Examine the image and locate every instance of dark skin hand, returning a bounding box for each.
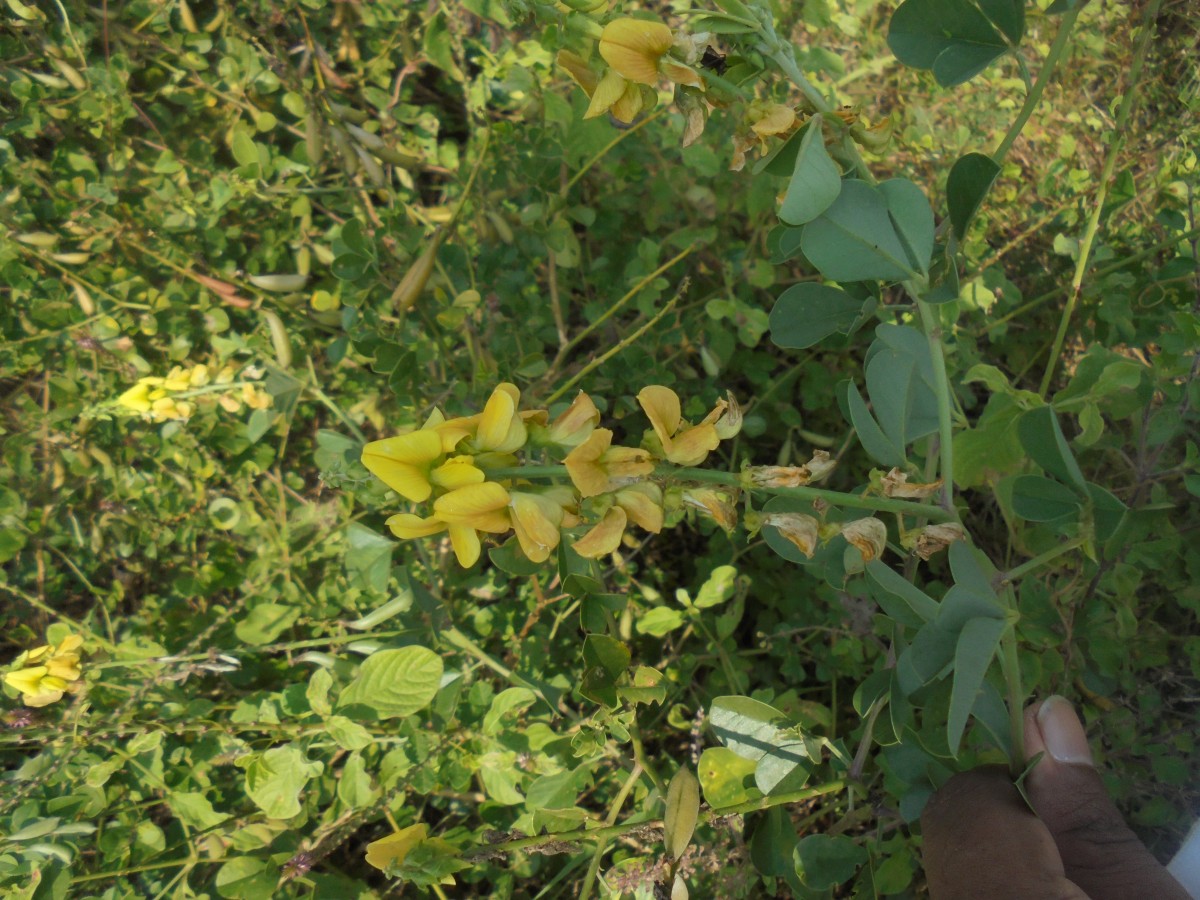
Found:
[921,696,1190,900]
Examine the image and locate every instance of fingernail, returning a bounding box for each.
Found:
[1036,695,1094,766]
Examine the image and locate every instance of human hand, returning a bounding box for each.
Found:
[921,695,1191,899]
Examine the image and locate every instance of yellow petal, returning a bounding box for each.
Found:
[448,525,482,567]
[565,429,614,498]
[476,383,527,453]
[510,493,563,563]
[44,657,81,682]
[116,383,152,412]
[434,483,511,531]
[751,103,796,137]
[615,483,663,533]
[558,49,599,97]
[430,457,485,490]
[361,431,444,502]
[662,61,703,88]
[23,687,65,707]
[54,635,83,654]
[547,392,600,447]
[585,69,628,120]
[572,507,628,558]
[764,513,819,558]
[365,824,428,872]
[637,385,682,449]
[842,517,887,562]
[666,423,719,466]
[4,666,48,695]
[682,488,737,531]
[387,513,448,539]
[610,80,644,124]
[599,18,673,85]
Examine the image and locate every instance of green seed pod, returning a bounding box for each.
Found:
[391,230,446,313]
[345,123,385,152]
[248,274,308,292]
[354,146,385,187]
[326,101,370,125]
[328,127,359,177]
[49,57,87,90]
[178,0,198,32]
[486,210,514,244]
[28,72,71,90]
[72,281,95,315]
[50,252,90,264]
[16,231,59,248]
[295,245,311,277]
[261,310,293,368]
[305,114,324,167]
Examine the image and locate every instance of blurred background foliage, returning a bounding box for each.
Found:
[1,0,1198,896]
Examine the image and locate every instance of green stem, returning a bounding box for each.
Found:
[1038,0,1160,397]
[471,780,845,857]
[578,764,643,900]
[628,720,666,797]
[564,108,669,196]
[999,598,1025,777]
[916,300,956,510]
[998,536,1084,585]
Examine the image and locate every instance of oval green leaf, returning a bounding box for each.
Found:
[337,646,444,719]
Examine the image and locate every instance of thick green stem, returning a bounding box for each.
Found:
[1038,0,1160,396]
[916,300,957,510]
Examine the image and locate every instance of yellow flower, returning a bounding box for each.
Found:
[472,383,528,454]
[584,69,647,123]
[149,397,193,421]
[638,386,738,466]
[509,488,576,563]
[841,517,887,562]
[432,482,513,567]
[362,429,445,502]
[365,823,427,872]
[564,429,654,498]
[763,513,820,558]
[4,634,84,707]
[430,456,486,491]
[681,487,738,531]
[598,18,674,85]
[116,383,153,412]
[571,482,664,559]
[544,392,600,448]
[573,507,627,558]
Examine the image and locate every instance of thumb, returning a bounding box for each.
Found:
[1023,695,1189,900]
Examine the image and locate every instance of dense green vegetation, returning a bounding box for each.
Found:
[2,0,1198,896]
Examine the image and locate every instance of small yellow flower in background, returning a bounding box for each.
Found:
[841,517,887,562]
[638,386,739,467]
[564,429,654,497]
[763,512,820,558]
[242,383,272,411]
[116,382,153,413]
[366,823,427,871]
[4,633,84,707]
[681,487,738,532]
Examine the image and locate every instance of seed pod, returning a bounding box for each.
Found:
[71,281,95,315]
[28,72,71,90]
[261,310,293,368]
[194,273,239,296]
[305,114,324,167]
[663,766,700,860]
[178,0,198,32]
[327,101,369,124]
[50,252,90,264]
[391,229,446,313]
[204,7,225,31]
[295,245,311,276]
[16,231,59,248]
[345,123,385,152]
[486,210,514,244]
[49,57,87,90]
[328,126,359,177]
[354,146,385,187]
[248,273,308,292]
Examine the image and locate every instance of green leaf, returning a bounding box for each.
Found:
[664,767,700,859]
[168,792,230,830]
[754,739,813,795]
[947,153,1001,240]
[619,666,668,706]
[779,116,842,226]
[801,180,919,282]
[888,0,1012,87]
[698,747,759,808]
[847,381,904,467]
[325,715,373,751]
[978,0,1025,43]
[580,634,630,707]
[947,617,1006,754]
[242,746,323,819]
[1011,474,1082,522]
[306,668,333,717]
[234,603,299,646]
[709,696,786,760]
[637,606,686,636]
[337,646,444,719]
[483,687,537,734]
[865,560,940,624]
[338,752,379,808]
[770,283,866,349]
[879,178,934,275]
[795,833,868,890]
[215,857,276,900]
[695,565,739,608]
[1018,401,1089,492]
[344,523,394,593]
[1086,482,1127,543]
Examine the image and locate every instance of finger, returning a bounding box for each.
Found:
[921,767,1089,900]
[1023,696,1189,900]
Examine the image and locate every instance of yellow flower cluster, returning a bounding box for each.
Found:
[361,384,741,568]
[3,634,84,707]
[115,364,271,422]
[558,17,706,124]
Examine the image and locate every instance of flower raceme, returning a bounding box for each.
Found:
[3,633,84,707]
[361,384,745,567]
